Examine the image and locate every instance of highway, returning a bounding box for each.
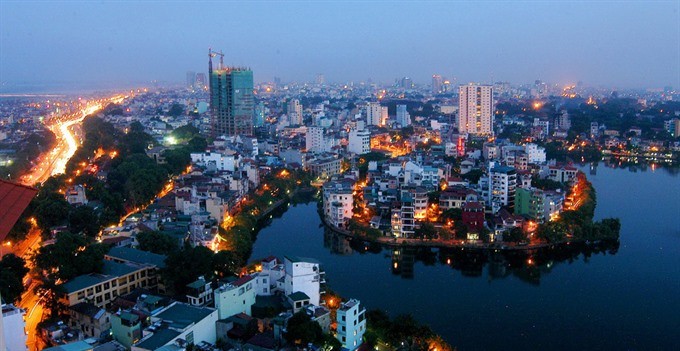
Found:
[3,93,127,350]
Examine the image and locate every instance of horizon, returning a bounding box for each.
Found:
[1,1,679,90]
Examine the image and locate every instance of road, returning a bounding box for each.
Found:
[3,93,128,350]
[19,95,126,185]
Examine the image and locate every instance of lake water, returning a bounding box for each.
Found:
[250,163,680,350]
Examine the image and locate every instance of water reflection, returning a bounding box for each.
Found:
[323,228,620,285]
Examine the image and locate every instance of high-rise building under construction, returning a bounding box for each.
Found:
[209,49,254,137]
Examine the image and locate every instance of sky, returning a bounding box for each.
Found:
[1,1,679,90]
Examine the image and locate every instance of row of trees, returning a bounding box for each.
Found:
[0,129,56,181]
[537,174,620,243]
[365,310,453,351]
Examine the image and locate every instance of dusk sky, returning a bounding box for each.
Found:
[1,1,678,89]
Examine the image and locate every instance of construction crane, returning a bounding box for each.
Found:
[208,48,224,71]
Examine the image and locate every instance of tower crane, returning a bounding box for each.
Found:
[209,48,224,70]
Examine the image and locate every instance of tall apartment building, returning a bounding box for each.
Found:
[488,165,517,214]
[288,99,303,126]
[366,102,382,126]
[322,180,354,230]
[458,84,494,136]
[284,256,325,306]
[432,74,443,94]
[209,50,254,137]
[348,129,371,155]
[396,104,411,127]
[381,106,389,126]
[306,127,325,153]
[336,299,366,351]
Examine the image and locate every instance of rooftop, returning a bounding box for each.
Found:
[107,247,167,269]
[288,291,310,302]
[154,302,215,329]
[0,179,38,241]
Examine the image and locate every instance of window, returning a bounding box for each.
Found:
[95,285,102,293]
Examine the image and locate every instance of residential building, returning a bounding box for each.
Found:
[366,102,382,126]
[548,165,578,183]
[209,51,254,138]
[515,187,564,223]
[305,305,331,334]
[283,256,325,306]
[462,201,485,232]
[458,84,494,136]
[214,276,256,319]
[111,311,142,349]
[322,180,354,230]
[348,129,370,155]
[287,99,303,126]
[66,185,88,205]
[391,193,415,238]
[396,104,411,127]
[132,302,217,351]
[68,303,111,339]
[336,299,366,351]
[555,110,571,131]
[432,74,443,94]
[307,155,342,179]
[306,127,324,153]
[439,186,478,210]
[60,260,161,308]
[1,302,26,351]
[185,276,213,307]
[524,143,546,164]
[488,165,517,214]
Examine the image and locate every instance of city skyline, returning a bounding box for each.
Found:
[1,1,679,89]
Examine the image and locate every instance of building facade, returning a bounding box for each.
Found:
[209,53,254,137]
[336,299,366,351]
[458,84,494,136]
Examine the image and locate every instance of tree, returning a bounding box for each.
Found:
[0,254,29,303]
[170,124,200,142]
[285,311,324,346]
[34,278,67,317]
[415,222,437,240]
[136,231,179,255]
[33,193,70,233]
[68,205,101,238]
[212,250,243,278]
[162,245,215,296]
[33,232,109,280]
[505,227,527,243]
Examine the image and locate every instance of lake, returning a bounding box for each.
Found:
[250,163,680,350]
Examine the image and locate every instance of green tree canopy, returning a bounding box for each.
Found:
[0,254,29,303]
[136,231,179,255]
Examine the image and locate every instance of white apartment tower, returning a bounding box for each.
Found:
[396,104,411,127]
[458,84,494,136]
[284,256,325,306]
[1,302,27,351]
[348,129,371,155]
[288,99,303,126]
[366,102,382,126]
[306,127,324,153]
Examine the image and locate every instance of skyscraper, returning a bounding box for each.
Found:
[458,84,494,136]
[432,74,443,94]
[396,105,411,127]
[209,50,254,138]
[287,99,303,126]
[186,71,196,88]
[366,102,382,126]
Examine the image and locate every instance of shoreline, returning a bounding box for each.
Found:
[319,210,615,253]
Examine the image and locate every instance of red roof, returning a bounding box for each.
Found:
[0,179,38,241]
